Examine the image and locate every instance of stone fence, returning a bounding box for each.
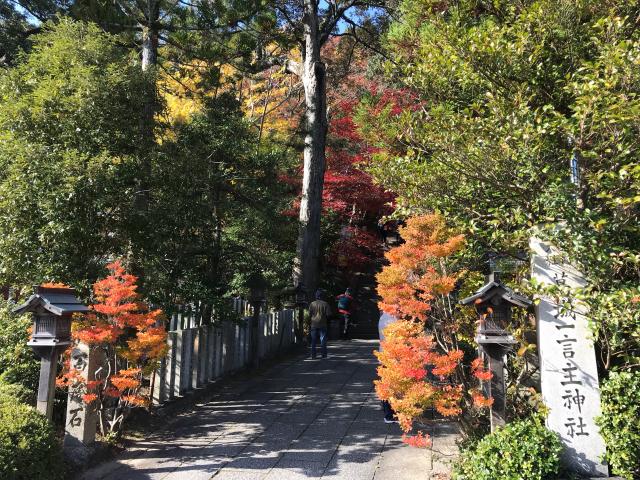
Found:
[152,299,300,405]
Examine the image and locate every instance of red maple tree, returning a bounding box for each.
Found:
[375,215,492,446]
[58,260,167,437]
[323,98,394,275]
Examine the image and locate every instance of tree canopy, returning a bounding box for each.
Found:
[0,18,297,305]
[358,0,640,371]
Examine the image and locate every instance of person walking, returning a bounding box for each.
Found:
[378,310,398,423]
[309,290,331,359]
[336,288,354,338]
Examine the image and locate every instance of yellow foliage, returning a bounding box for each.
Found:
[159,61,209,125]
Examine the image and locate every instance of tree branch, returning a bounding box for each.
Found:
[285,59,303,77]
[337,21,397,65]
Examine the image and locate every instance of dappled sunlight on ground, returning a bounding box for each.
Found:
[80,341,458,480]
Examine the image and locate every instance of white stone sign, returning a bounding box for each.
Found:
[530,237,608,477]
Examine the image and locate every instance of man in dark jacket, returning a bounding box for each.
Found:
[309,290,331,359]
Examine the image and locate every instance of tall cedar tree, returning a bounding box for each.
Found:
[266,0,391,296]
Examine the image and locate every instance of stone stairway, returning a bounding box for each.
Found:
[348,263,383,340]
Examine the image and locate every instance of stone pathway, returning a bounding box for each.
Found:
[81,340,459,480]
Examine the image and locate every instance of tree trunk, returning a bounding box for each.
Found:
[131,0,159,277]
[141,0,158,74]
[140,0,159,140]
[206,175,223,292]
[293,0,327,298]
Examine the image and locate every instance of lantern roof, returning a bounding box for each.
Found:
[246,272,268,290]
[13,286,89,316]
[460,280,532,308]
[281,282,306,294]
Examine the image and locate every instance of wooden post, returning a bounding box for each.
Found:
[484,344,510,431]
[35,347,60,420]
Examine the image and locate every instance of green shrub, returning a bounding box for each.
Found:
[453,416,563,480]
[0,379,35,405]
[0,299,39,393]
[0,397,64,479]
[597,371,640,479]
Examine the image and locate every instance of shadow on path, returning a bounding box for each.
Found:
[81,341,459,480]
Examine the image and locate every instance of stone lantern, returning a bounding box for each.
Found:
[281,282,307,344]
[248,273,268,306]
[461,272,531,431]
[384,227,402,248]
[246,273,268,368]
[13,286,88,419]
[281,282,307,309]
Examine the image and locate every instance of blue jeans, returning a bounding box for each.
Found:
[342,313,350,337]
[310,327,327,358]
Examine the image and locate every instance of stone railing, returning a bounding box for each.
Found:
[152,300,299,404]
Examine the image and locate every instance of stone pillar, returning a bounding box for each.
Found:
[234,323,241,369]
[197,326,207,386]
[243,321,249,366]
[222,321,230,374]
[63,342,101,465]
[191,328,200,390]
[206,324,215,381]
[250,310,261,369]
[181,329,193,394]
[174,330,184,397]
[295,308,300,344]
[214,326,222,378]
[152,357,166,405]
[166,332,177,401]
[531,237,608,477]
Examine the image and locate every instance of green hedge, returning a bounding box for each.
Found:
[0,394,64,480]
[0,300,39,394]
[0,380,34,405]
[597,371,640,479]
[453,416,563,480]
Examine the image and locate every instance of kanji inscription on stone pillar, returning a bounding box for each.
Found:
[63,342,100,465]
[530,237,608,477]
